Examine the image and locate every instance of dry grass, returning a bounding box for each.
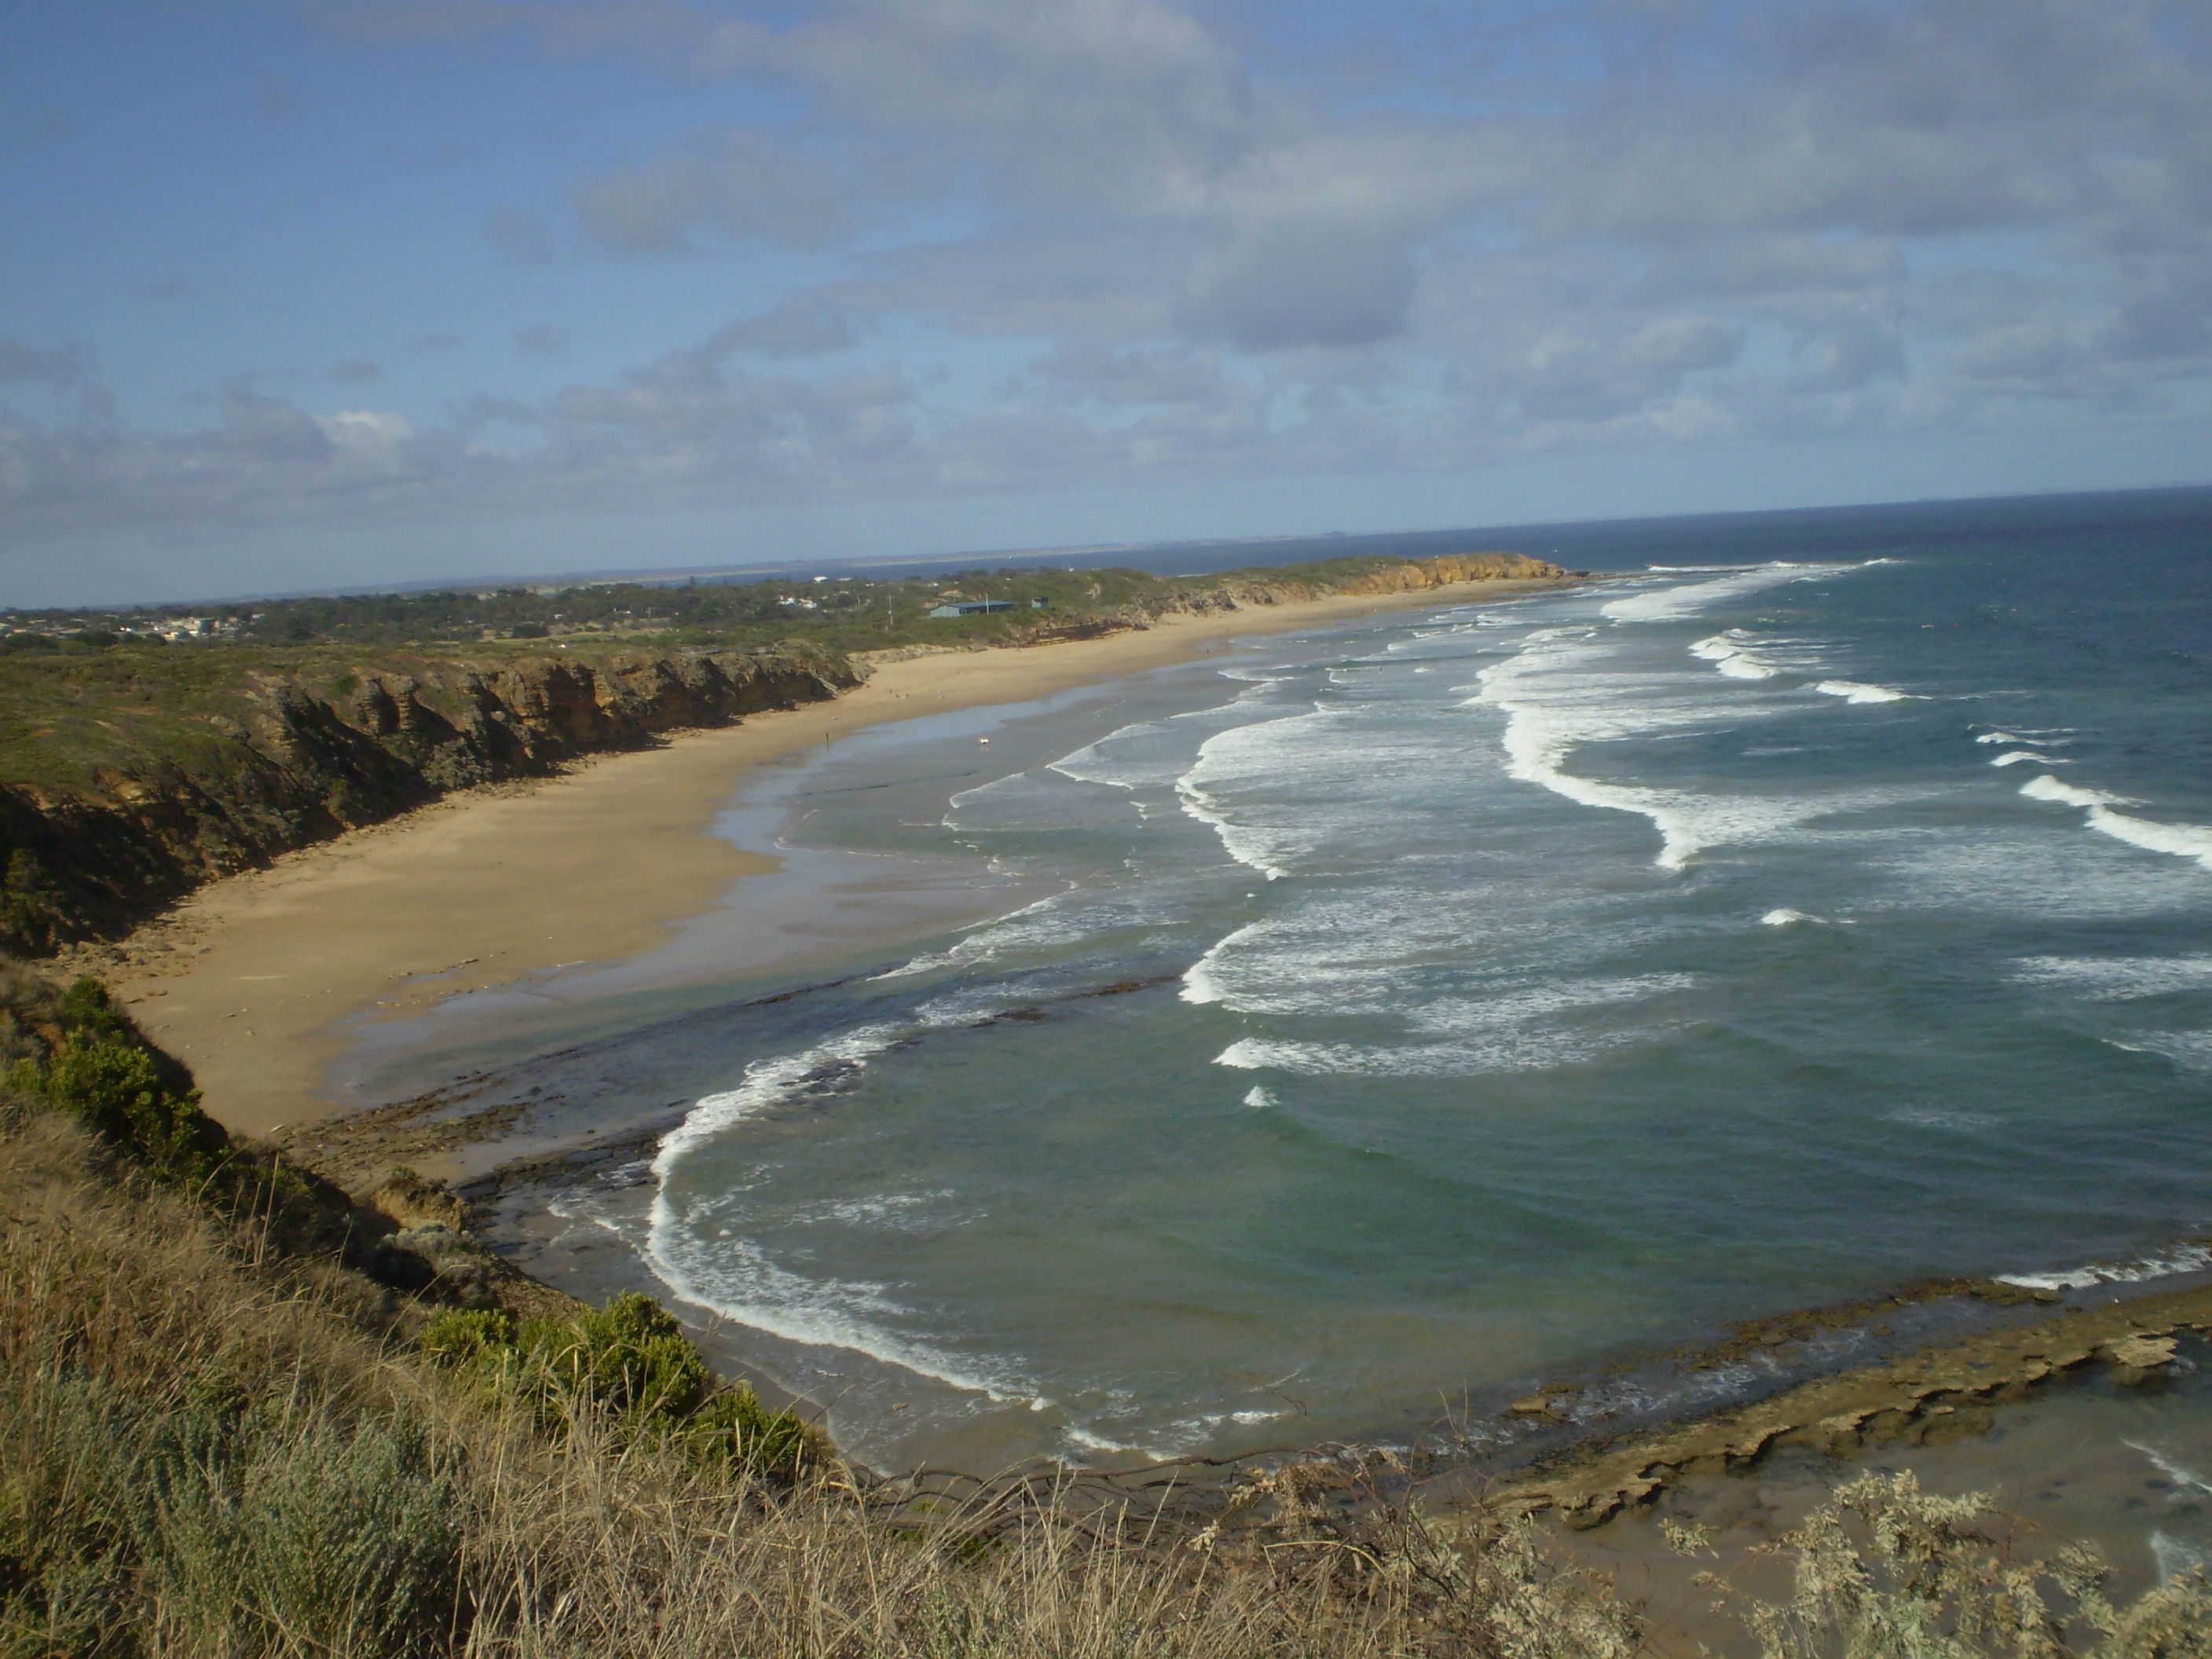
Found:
[0,1090,1644,1658]
[4,975,2210,1657]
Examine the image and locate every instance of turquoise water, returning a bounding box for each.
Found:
[460,493,2212,1471]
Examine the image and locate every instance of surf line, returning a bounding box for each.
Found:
[2019,775,2212,873]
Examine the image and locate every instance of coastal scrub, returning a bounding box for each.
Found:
[419,1296,819,1481]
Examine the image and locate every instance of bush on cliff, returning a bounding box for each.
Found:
[35,976,229,1179]
[419,1296,819,1481]
[1,1365,468,1658]
[1,967,342,1253]
[1,848,78,958]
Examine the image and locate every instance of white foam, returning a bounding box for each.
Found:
[1976,731,2023,745]
[649,1227,1037,1404]
[2020,774,2128,809]
[1152,1406,1291,1451]
[1888,1106,1999,1131]
[1183,881,1694,1027]
[1181,909,1450,1017]
[1813,679,1917,704]
[1048,723,1177,792]
[2112,1032,2212,1072]
[1998,1242,2212,1291]
[1403,975,1698,1037]
[2020,775,2212,873]
[2151,1532,2212,1589]
[1173,712,1345,881]
[940,769,1107,832]
[1602,562,1822,622]
[2082,809,2212,873]
[1472,627,1831,870]
[1760,908,1822,926]
[1242,1085,1276,1108]
[1988,749,2065,767]
[645,1020,1051,1401]
[2131,1441,2212,1498]
[1689,633,1782,679]
[1181,922,1262,1004]
[866,892,1074,981]
[789,1191,960,1232]
[1865,830,2212,921]
[1176,778,1293,880]
[652,1024,908,1173]
[1214,1028,1627,1079]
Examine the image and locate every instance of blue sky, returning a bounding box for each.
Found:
[4,0,2209,606]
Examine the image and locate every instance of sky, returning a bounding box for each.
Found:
[3,0,2210,607]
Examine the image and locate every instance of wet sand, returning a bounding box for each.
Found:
[84,579,1570,1137]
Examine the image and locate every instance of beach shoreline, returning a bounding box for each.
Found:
[77,549,2212,1548]
[75,576,1574,1138]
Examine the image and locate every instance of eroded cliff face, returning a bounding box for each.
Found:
[0,554,1571,959]
[0,646,855,956]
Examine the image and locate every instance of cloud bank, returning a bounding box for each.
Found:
[5,0,2209,552]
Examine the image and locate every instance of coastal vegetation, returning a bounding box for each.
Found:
[0,553,1563,657]
[2,956,2209,1657]
[0,552,1562,958]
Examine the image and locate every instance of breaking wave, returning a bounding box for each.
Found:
[2020,775,2212,873]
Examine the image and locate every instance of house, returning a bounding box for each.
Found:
[928,599,1015,617]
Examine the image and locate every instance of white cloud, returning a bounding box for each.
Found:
[8,0,2210,549]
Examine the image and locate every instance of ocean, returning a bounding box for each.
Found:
[385,489,2212,1478]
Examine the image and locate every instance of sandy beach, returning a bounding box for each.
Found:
[86,578,1569,1137]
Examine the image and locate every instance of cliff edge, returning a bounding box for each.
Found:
[0,645,855,957]
[0,551,1566,958]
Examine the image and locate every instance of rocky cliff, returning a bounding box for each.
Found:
[0,646,855,957]
[0,552,1569,959]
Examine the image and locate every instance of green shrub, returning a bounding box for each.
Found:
[543,1291,711,1421]
[419,1291,819,1481]
[687,1382,821,1480]
[5,973,348,1255]
[1,851,72,958]
[148,1411,465,1658]
[417,1307,516,1367]
[40,1035,224,1184]
[34,976,226,1185]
